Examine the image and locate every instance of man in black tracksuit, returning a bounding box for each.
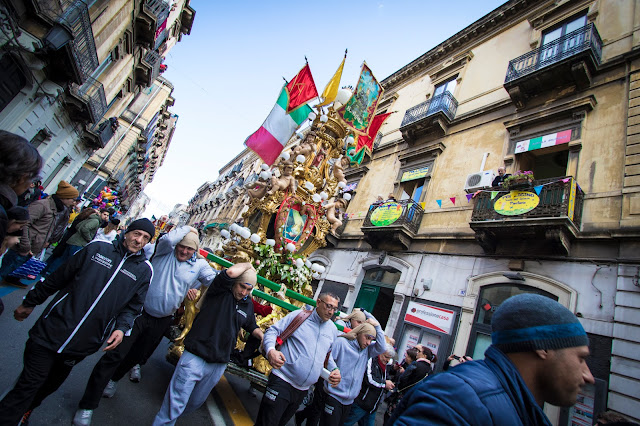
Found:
[0,218,155,426]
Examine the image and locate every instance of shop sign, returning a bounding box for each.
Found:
[370,202,402,226]
[404,302,455,334]
[401,166,430,182]
[494,191,539,216]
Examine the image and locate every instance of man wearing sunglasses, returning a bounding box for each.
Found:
[256,292,342,426]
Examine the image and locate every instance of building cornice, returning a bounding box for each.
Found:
[380,0,545,92]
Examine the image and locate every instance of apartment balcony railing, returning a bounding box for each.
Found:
[504,24,602,108]
[136,0,171,48]
[32,0,75,22]
[40,0,99,84]
[361,199,424,250]
[135,50,162,88]
[470,176,584,255]
[68,77,107,124]
[84,117,117,149]
[399,92,458,143]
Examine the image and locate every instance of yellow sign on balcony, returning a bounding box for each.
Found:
[401,166,430,182]
[567,178,576,221]
[371,202,403,226]
[494,191,540,216]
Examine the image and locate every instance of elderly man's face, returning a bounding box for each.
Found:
[540,346,594,406]
[122,230,151,253]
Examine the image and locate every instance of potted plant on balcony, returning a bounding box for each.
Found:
[502,170,534,190]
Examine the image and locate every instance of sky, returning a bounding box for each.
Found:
[142,0,506,218]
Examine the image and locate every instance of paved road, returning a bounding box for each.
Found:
[1,283,386,425]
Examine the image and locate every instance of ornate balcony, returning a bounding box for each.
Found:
[67,77,107,124]
[135,50,162,88]
[83,117,117,149]
[400,92,458,143]
[41,0,99,84]
[470,177,584,255]
[361,199,424,250]
[135,0,171,48]
[504,24,602,109]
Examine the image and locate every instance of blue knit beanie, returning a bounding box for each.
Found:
[491,293,588,353]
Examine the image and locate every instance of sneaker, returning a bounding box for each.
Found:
[129,364,141,382]
[19,409,33,425]
[72,409,93,426]
[102,380,117,398]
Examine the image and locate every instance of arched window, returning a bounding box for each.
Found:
[354,267,401,329]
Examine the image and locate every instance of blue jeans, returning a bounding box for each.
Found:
[41,245,82,276]
[0,250,30,279]
[343,402,375,426]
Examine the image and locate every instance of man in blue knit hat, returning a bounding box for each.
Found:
[388,293,595,426]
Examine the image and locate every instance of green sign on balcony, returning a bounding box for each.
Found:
[370,202,403,226]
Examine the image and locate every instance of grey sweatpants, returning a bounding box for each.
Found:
[152,350,226,426]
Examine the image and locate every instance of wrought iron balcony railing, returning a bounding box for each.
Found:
[70,77,107,124]
[470,176,584,228]
[400,91,458,128]
[39,0,99,82]
[143,0,171,26]
[505,24,602,84]
[363,199,424,234]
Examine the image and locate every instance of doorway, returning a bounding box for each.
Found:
[353,267,400,329]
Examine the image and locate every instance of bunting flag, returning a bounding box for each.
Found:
[466,194,473,202]
[338,63,384,135]
[317,53,346,107]
[491,191,498,200]
[285,63,319,113]
[450,197,456,205]
[534,185,543,195]
[436,200,442,208]
[420,202,426,209]
[562,178,571,183]
[245,86,313,165]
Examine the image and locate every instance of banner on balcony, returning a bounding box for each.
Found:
[401,166,430,182]
[494,191,540,216]
[567,178,576,221]
[370,202,402,226]
[338,63,384,135]
[514,129,572,154]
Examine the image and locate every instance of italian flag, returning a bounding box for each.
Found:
[246,65,317,165]
[245,89,312,165]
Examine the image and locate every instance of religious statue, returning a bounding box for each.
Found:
[324,198,348,236]
[332,156,350,185]
[269,162,297,195]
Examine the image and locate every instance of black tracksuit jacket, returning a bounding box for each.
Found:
[22,239,153,356]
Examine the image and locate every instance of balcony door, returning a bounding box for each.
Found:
[539,13,587,64]
[428,78,457,115]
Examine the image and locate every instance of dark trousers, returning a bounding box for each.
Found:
[255,374,306,426]
[295,378,324,426]
[306,385,351,426]
[0,339,85,425]
[78,311,172,410]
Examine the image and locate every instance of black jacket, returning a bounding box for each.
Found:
[23,239,152,356]
[184,270,257,363]
[398,359,432,392]
[355,355,388,413]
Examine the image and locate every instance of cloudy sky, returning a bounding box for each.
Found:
[142,0,506,218]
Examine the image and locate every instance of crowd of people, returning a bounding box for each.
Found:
[2,128,638,426]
